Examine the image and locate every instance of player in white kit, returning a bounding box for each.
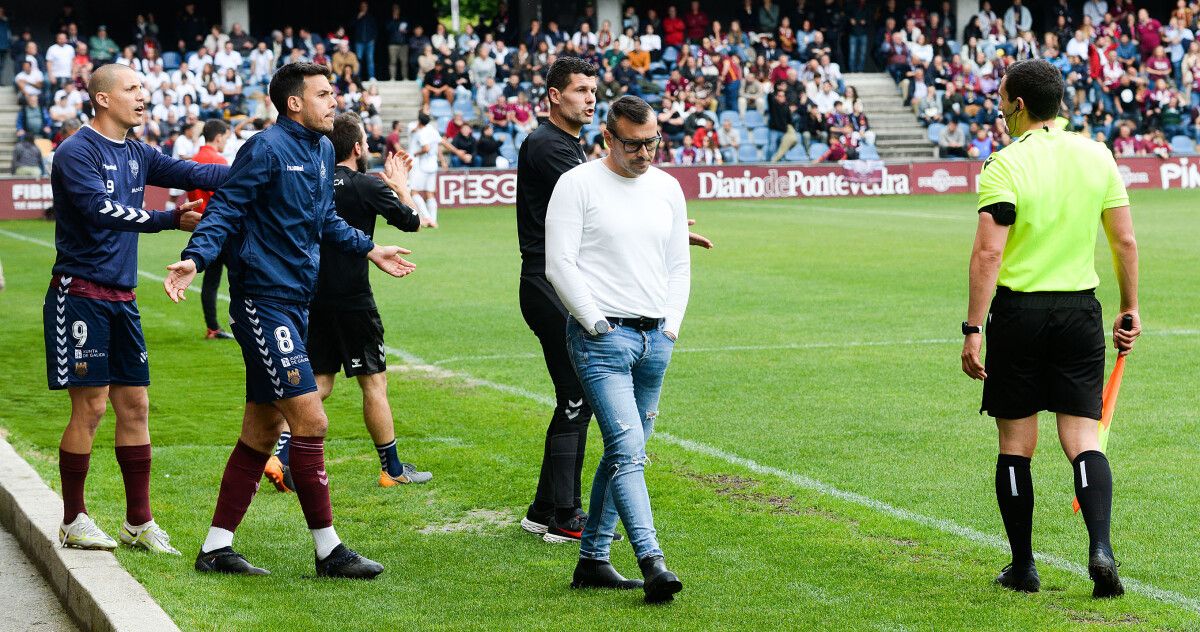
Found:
[406,112,441,228]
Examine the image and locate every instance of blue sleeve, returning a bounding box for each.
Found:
[181,137,269,272]
[54,142,180,233]
[319,146,374,255]
[142,143,228,190]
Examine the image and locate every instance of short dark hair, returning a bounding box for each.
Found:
[417,112,431,126]
[606,95,654,132]
[268,62,331,114]
[545,56,598,93]
[330,112,364,163]
[1003,59,1064,121]
[202,119,229,143]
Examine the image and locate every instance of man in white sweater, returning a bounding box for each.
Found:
[545,96,690,603]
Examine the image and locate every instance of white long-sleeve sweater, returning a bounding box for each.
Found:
[545,159,691,336]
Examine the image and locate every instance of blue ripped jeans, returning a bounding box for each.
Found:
[566,318,674,562]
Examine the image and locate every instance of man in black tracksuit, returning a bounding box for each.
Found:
[516,57,599,544]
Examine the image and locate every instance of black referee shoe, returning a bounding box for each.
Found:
[994,562,1040,593]
[195,546,270,576]
[1089,549,1124,599]
[316,544,384,579]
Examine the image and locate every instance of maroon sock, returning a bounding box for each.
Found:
[115,444,153,526]
[288,436,333,529]
[211,440,271,532]
[59,449,90,525]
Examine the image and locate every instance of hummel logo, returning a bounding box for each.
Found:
[569,399,583,407]
[286,165,305,172]
[317,470,329,486]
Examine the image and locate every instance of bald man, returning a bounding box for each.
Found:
[47,63,228,553]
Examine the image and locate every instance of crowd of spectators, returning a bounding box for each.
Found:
[882,0,1200,159]
[6,2,395,173]
[404,1,879,166]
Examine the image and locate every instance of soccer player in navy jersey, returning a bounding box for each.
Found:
[164,63,416,578]
[47,63,228,554]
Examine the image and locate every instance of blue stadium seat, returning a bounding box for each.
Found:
[743,110,765,128]
[453,99,476,118]
[719,110,740,126]
[784,144,807,162]
[948,40,961,55]
[927,123,945,144]
[494,131,512,145]
[161,51,181,71]
[750,127,769,147]
[437,117,452,134]
[662,47,678,64]
[500,145,519,164]
[808,143,829,161]
[857,144,880,160]
[515,130,529,146]
[738,144,760,162]
[429,99,453,118]
[1171,135,1196,155]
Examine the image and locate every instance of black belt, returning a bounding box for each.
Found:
[606,316,663,331]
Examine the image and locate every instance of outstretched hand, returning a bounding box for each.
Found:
[367,245,417,278]
[163,259,198,303]
[381,150,412,192]
[687,218,714,249]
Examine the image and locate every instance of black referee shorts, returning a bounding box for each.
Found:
[307,307,388,377]
[981,287,1105,420]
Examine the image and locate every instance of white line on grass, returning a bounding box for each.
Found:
[4,226,1198,615]
[752,202,975,222]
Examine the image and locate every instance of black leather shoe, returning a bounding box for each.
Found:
[638,555,683,603]
[1089,548,1124,598]
[995,562,1040,593]
[316,544,384,579]
[571,558,644,589]
[195,546,270,575]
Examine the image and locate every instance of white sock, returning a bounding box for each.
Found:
[312,526,341,560]
[425,197,438,224]
[201,526,234,553]
[410,194,428,221]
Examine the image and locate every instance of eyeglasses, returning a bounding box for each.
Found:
[612,134,662,154]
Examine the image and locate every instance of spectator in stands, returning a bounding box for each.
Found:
[817,135,847,162]
[351,1,378,80]
[45,32,74,89]
[446,123,480,167]
[16,59,44,102]
[17,90,51,140]
[941,82,965,123]
[717,118,740,163]
[88,25,119,64]
[477,76,503,110]
[48,91,77,134]
[767,88,792,159]
[968,128,995,159]
[422,59,455,105]
[215,41,242,73]
[1003,0,1033,38]
[938,118,967,157]
[1112,123,1140,155]
[739,72,767,117]
[12,131,45,176]
[333,40,360,78]
[477,125,503,167]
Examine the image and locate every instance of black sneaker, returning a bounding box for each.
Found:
[195,546,270,575]
[574,508,623,542]
[315,543,384,579]
[543,513,586,543]
[520,504,551,535]
[995,563,1040,593]
[1089,549,1124,598]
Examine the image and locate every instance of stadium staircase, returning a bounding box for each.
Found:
[845,72,933,160]
[1,90,18,173]
[374,81,422,146]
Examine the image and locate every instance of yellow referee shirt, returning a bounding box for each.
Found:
[976,125,1129,292]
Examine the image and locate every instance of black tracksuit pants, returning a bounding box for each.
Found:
[519,274,592,514]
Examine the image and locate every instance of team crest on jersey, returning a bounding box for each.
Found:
[74,362,88,377]
[287,368,301,385]
[128,159,139,177]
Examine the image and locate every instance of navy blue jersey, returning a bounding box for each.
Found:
[51,126,229,290]
[182,116,375,305]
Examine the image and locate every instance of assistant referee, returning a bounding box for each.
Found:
[961,59,1140,599]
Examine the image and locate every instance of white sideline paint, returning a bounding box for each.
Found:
[3,226,1198,615]
[755,202,975,222]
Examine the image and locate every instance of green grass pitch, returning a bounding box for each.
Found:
[0,189,1197,631]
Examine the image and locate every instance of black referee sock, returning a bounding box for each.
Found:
[1072,450,1114,556]
[995,454,1035,568]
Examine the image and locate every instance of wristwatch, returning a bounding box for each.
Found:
[962,321,983,335]
[593,320,611,336]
